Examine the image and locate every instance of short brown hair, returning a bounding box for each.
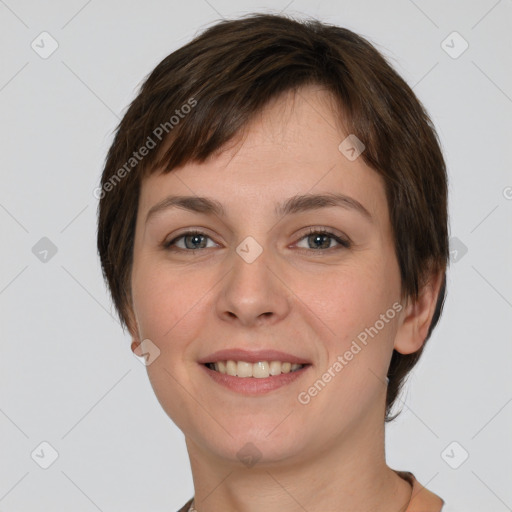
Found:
[97,13,449,421]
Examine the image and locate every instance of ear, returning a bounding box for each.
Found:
[394,270,444,355]
[124,304,142,356]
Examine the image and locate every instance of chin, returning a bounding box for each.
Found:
[201,423,310,467]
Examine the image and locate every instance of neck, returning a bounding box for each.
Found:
[184,407,411,512]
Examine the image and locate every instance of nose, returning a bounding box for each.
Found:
[215,244,291,328]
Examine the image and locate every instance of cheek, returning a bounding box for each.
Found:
[301,255,401,381]
[295,267,401,416]
[308,259,399,335]
[130,261,211,430]
[132,257,205,337]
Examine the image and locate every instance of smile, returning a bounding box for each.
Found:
[201,361,311,395]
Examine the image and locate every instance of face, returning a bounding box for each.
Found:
[129,85,404,466]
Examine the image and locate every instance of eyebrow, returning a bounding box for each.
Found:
[145,192,373,224]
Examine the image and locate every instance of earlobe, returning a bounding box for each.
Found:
[130,340,141,355]
[393,271,444,355]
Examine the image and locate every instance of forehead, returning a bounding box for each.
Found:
[137,85,387,224]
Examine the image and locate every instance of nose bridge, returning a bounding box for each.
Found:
[216,236,290,324]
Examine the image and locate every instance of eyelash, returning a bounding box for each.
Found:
[163,227,351,253]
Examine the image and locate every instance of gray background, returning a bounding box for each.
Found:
[1,0,511,510]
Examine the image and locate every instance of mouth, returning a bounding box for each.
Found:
[200,360,312,395]
[198,349,312,394]
[204,360,310,378]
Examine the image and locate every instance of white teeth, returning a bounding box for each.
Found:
[252,361,270,378]
[210,360,306,378]
[269,361,282,376]
[226,360,237,375]
[237,361,252,377]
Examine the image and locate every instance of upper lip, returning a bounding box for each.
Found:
[198,349,311,365]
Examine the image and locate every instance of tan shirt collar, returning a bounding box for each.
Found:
[396,471,445,512]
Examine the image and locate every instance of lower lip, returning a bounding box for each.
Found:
[200,364,311,395]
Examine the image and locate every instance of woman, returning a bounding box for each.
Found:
[97,13,448,511]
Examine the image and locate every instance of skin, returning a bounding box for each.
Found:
[128,84,443,512]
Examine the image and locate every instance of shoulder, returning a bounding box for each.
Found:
[396,471,445,512]
[176,497,194,512]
